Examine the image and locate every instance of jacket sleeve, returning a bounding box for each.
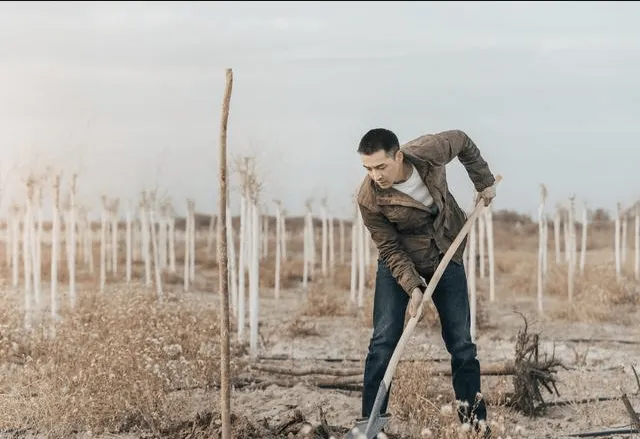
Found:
[426,130,496,192]
[358,202,426,296]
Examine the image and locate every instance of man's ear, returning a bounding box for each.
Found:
[395,150,404,162]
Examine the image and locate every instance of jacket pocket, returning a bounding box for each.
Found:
[443,202,466,241]
[399,234,439,267]
[381,205,409,225]
[441,205,467,267]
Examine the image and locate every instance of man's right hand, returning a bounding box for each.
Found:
[407,287,424,319]
[478,184,496,206]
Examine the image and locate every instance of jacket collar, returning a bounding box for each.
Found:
[371,152,440,213]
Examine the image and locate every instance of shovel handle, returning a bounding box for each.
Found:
[380,175,502,390]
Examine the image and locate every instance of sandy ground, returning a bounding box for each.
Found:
[172,274,640,439]
[1,266,639,439]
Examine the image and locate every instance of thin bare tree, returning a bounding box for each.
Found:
[218,67,234,439]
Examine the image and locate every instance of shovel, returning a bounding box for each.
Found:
[344,176,502,439]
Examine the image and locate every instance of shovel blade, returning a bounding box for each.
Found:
[343,413,391,439]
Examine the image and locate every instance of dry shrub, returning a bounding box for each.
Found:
[492,221,538,252]
[0,287,246,438]
[495,250,535,276]
[236,256,332,291]
[199,255,219,270]
[473,286,491,330]
[283,232,306,256]
[0,291,31,365]
[360,288,374,327]
[299,280,356,318]
[545,263,639,322]
[258,257,305,290]
[286,315,320,337]
[323,259,377,292]
[546,262,638,302]
[32,247,99,284]
[538,264,574,298]
[499,251,640,324]
[390,361,444,418]
[490,219,611,254]
[331,263,356,291]
[586,226,615,250]
[161,270,184,285]
[389,361,511,438]
[497,252,536,299]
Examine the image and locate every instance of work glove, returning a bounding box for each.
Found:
[478,184,496,207]
[408,287,424,320]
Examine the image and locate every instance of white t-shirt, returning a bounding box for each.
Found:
[392,163,434,207]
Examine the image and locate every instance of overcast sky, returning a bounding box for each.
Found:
[1,1,639,219]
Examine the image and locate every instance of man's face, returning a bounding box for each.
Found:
[360,149,404,189]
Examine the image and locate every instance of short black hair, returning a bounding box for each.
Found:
[357,128,400,156]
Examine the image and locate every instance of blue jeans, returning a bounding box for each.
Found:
[361,258,487,423]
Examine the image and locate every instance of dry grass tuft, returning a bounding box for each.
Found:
[330,263,362,291]
[286,315,320,337]
[161,270,184,285]
[0,288,246,438]
[199,255,219,270]
[495,250,536,276]
[473,288,491,330]
[543,263,639,321]
[390,361,513,438]
[299,279,356,318]
[496,247,640,322]
[258,257,310,290]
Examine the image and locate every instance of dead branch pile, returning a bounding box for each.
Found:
[511,313,565,416]
[242,359,517,392]
[147,408,400,439]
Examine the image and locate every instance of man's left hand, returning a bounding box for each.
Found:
[408,287,424,320]
[478,184,496,206]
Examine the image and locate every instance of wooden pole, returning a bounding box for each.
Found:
[635,202,639,281]
[579,203,588,274]
[485,205,496,302]
[218,67,233,439]
[468,194,477,341]
[615,202,621,280]
[568,196,576,302]
[537,184,547,314]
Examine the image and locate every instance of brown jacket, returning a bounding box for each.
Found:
[356,129,495,295]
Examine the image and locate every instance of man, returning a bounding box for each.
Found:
[356,128,496,435]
